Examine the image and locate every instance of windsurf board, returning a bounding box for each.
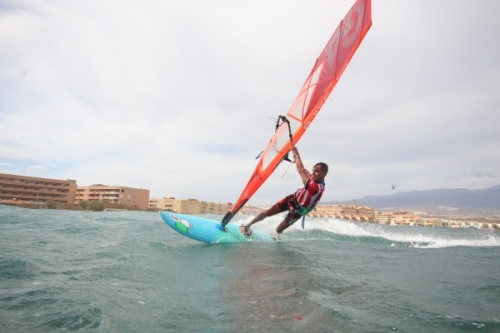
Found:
[160,211,274,244]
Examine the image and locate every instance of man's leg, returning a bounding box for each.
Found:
[245,204,282,227]
[276,212,301,234]
[276,220,292,234]
[239,204,283,236]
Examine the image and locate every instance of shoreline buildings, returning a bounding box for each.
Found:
[0,173,149,210]
[1,172,498,230]
[147,197,264,216]
[148,197,231,215]
[312,204,499,230]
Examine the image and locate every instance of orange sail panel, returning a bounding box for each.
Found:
[226,0,372,222]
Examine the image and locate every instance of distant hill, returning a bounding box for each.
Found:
[325,185,500,217]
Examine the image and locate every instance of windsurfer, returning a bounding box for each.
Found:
[239,146,328,236]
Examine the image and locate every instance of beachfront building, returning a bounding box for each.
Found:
[76,184,150,210]
[312,204,344,218]
[173,198,197,214]
[148,198,160,209]
[390,211,422,226]
[149,197,232,215]
[357,206,376,222]
[163,197,177,211]
[374,211,392,224]
[149,196,177,211]
[0,173,77,207]
[342,205,361,220]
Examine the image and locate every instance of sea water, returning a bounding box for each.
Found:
[1,204,499,333]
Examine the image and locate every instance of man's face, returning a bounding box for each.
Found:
[311,165,326,181]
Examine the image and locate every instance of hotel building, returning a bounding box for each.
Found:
[76,185,150,210]
[0,173,77,206]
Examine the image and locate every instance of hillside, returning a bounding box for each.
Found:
[327,185,500,217]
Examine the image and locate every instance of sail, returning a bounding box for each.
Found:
[222,0,372,225]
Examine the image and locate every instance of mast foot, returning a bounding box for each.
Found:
[215,223,226,232]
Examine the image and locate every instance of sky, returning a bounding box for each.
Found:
[1,0,499,206]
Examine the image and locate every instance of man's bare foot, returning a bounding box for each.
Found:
[239,224,252,237]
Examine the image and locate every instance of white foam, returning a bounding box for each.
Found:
[231,214,500,248]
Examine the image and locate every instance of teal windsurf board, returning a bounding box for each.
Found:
[160,211,274,244]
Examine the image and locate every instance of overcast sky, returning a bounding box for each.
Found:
[1,0,499,206]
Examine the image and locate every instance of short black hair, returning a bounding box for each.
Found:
[315,162,328,175]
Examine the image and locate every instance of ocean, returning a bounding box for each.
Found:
[1,205,499,333]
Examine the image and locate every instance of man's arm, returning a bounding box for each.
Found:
[292,146,310,185]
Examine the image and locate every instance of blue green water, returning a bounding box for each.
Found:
[1,205,499,332]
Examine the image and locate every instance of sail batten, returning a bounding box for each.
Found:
[223,0,372,224]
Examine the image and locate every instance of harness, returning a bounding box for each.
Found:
[292,202,314,229]
[290,179,325,229]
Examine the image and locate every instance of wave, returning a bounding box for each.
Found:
[233,215,500,249]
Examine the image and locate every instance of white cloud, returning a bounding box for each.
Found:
[1,0,499,206]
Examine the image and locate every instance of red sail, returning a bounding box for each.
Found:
[227,0,372,221]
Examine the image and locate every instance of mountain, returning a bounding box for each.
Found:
[326,185,500,217]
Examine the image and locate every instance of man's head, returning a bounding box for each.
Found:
[312,162,328,182]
